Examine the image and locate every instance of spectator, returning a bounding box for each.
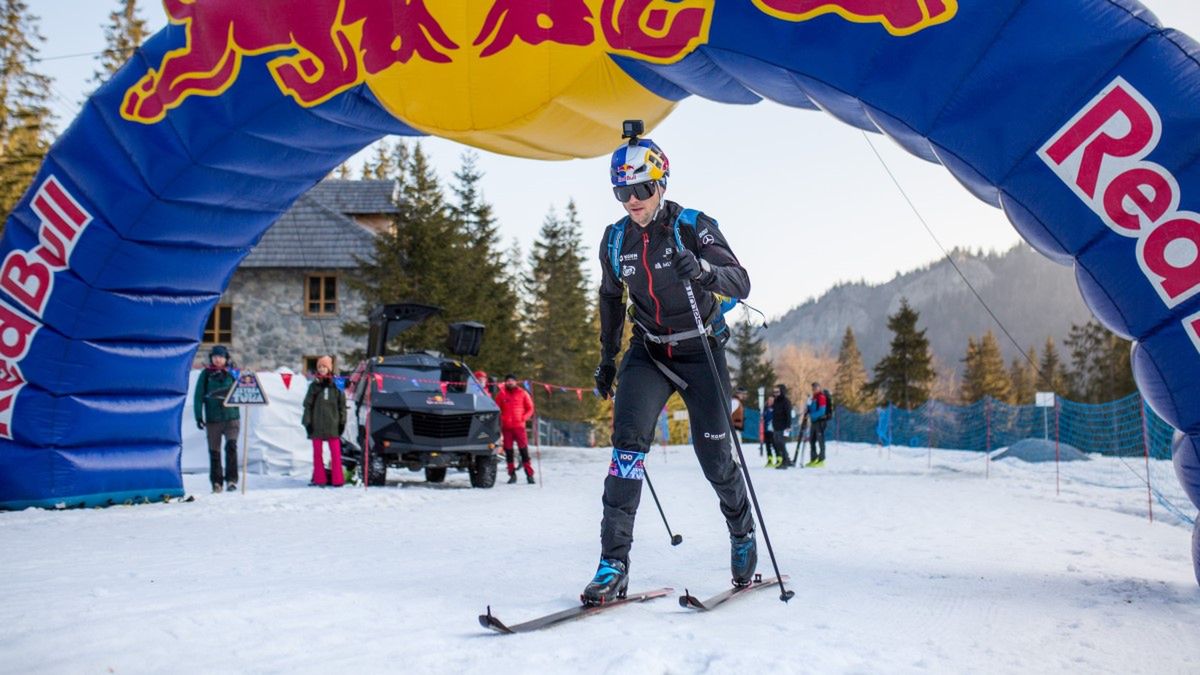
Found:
[493,374,536,484]
[763,394,776,466]
[772,384,793,469]
[193,345,240,493]
[731,387,746,437]
[303,355,347,487]
[805,382,829,467]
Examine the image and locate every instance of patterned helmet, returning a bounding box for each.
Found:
[610,139,669,187]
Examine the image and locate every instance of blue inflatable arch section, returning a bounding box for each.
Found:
[3,1,1200,579]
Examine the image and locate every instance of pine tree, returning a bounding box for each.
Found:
[961,331,1012,403]
[833,326,872,411]
[343,143,464,357]
[360,139,403,180]
[869,298,935,409]
[92,0,148,84]
[728,319,776,408]
[1063,320,1135,403]
[1037,336,1068,395]
[1008,346,1038,405]
[0,0,53,220]
[446,151,523,374]
[523,201,598,422]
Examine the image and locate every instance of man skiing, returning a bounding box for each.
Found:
[586,127,756,605]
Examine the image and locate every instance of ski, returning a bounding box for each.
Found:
[479,587,674,634]
[678,574,789,611]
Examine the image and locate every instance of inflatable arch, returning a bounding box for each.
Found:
[3,0,1200,579]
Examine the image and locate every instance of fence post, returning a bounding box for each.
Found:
[1054,396,1060,497]
[985,398,992,479]
[1139,395,1152,523]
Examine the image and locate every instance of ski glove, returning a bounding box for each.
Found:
[672,249,711,283]
[196,419,205,430]
[594,360,617,400]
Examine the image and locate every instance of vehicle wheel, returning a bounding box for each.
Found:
[366,450,387,486]
[469,454,497,489]
[425,467,447,483]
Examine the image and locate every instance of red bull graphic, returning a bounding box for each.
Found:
[1040,78,1200,311]
[752,0,957,36]
[123,0,714,126]
[0,176,92,439]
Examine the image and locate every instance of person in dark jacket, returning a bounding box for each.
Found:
[585,133,756,604]
[805,381,829,466]
[772,384,794,469]
[303,355,347,487]
[194,345,240,493]
[762,394,775,466]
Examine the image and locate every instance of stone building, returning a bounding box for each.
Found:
[194,180,397,373]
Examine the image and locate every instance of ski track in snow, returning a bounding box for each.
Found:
[2,443,1198,674]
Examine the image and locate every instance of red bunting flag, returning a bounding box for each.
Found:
[374,373,384,391]
[440,381,449,396]
[543,383,552,394]
[576,388,583,401]
[280,372,293,390]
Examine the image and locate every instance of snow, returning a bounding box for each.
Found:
[3,443,1198,674]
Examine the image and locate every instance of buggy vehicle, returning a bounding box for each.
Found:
[342,304,500,488]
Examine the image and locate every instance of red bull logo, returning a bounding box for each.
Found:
[752,0,957,36]
[122,0,714,129]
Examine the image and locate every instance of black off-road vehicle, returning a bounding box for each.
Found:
[342,304,500,488]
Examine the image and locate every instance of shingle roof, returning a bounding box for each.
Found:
[241,192,377,268]
[305,179,400,215]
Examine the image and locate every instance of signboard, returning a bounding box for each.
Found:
[1035,392,1055,408]
[224,371,270,406]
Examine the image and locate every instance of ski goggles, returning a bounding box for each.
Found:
[612,180,658,203]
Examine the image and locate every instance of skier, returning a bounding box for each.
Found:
[494,374,536,484]
[805,382,829,466]
[193,345,240,493]
[762,393,776,466]
[302,355,347,487]
[771,384,793,469]
[587,131,756,604]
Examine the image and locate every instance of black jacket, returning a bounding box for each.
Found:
[772,394,793,432]
[302,377,347,439]
[598,200,750,361]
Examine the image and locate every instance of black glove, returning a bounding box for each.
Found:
[304,424,313,438]
[338,424,346,437]
[594,360,617,400]
[672,249,709,282]
[196,419,205,430]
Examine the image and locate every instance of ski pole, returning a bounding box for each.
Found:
[643,467,683,546]
[682,282,793,602]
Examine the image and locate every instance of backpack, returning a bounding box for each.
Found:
[607,208,740,317]
[822,389,835,421]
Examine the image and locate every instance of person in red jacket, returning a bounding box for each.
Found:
[494,373,536,484]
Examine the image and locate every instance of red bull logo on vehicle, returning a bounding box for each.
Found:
[752,0,957,36]
[1039,77,1200,354]
[121,0,714,141]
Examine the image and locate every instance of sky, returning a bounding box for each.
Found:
[35,1,1200,321]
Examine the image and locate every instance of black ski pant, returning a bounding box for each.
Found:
[206,419,240,485]
[809,419,827,462]
[771,432,791,466]
[600,338,753,565]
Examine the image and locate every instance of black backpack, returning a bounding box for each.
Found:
[822,389,835,421]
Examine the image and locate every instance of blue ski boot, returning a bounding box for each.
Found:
[731,531,758,587]
[581,557,629,605]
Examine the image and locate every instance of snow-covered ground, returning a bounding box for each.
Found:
[3,442,1198,674]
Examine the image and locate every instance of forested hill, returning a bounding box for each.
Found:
[764,244,1094,374]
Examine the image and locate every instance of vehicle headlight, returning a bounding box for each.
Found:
[477,413,496,422]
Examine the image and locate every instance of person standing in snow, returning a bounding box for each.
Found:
[587,131,756,605]
[731,387,746,438]
[771,384,794,469]
[805,381,830,467]
[493,374,536,484]
[762,393,776,466]
[194,345,240,493]
[303,356,347,487]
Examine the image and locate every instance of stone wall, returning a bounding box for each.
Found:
[193,268,367,372]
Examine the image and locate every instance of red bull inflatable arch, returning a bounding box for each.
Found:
[4,0,1200,579]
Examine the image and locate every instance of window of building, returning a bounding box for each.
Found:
[203,304,232,344]
[306,274,338,316]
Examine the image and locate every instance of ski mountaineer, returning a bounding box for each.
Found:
[586,128,757,605]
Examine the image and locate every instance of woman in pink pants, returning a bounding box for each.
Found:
[302,356,347,486]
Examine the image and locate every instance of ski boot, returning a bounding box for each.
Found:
[581,557,628,605]
[526,474,536,485]
[226,482,237,492]
[730,531,758,587]
[507,472,517,484]
[211,483,223,494]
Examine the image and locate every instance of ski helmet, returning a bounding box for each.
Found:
[610,139,669,188]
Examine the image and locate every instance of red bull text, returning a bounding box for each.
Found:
[752,0,957,36]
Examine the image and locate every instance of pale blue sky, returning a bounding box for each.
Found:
[36,1,1200,320]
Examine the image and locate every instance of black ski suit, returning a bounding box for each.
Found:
[596,200,754,564]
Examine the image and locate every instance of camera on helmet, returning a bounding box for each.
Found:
[622,119,644,144]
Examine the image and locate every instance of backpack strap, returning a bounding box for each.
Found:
[607,217,630,280]
[673,209,739,321]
